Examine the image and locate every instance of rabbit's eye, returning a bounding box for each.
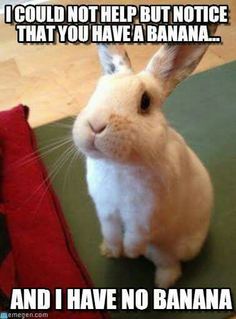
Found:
[140,92,150,113]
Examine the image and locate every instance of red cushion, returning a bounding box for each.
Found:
[0,105,109,319]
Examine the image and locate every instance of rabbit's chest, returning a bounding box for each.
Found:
[86,158,157,218]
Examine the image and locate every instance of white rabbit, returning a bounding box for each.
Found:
[73,31,215,287]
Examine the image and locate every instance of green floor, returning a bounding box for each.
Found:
[35,61,236,319]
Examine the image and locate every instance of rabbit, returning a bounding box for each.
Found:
[72,28,216,288]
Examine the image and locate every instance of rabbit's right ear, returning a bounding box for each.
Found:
[145,25,217,99]
[97,44,132,75]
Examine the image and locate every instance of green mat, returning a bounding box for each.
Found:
[35,61,236,319]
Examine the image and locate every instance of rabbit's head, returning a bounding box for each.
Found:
[73,26,216,164]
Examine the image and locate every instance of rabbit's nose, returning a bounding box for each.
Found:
[88,121,107,134]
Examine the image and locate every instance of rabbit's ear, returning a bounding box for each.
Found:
[146,25,217,98]
[97,44,132,75]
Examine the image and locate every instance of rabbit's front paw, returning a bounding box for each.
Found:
[100,240,122,258]
[124,239,146,259]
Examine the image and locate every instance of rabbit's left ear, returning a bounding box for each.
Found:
[146,25,217,98]
[97,44,132,75]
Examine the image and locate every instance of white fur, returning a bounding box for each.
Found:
[85,128,213,288]
[73,44,214,287]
